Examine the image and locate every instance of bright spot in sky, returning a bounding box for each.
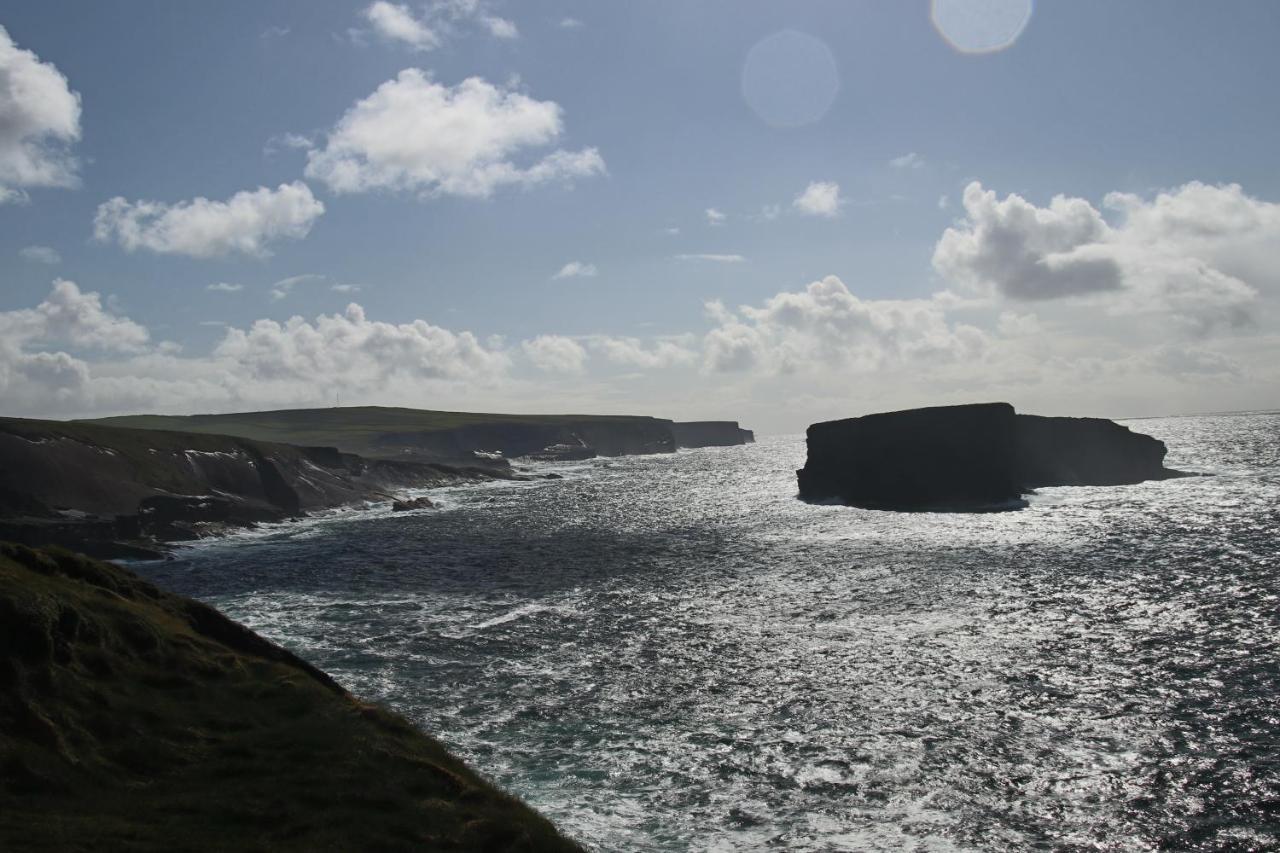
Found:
[931,0,1034,54]
[741,30,840,127]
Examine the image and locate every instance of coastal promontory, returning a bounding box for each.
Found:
[0,542,580,851]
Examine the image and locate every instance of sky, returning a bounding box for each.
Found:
[2,0,1279,434]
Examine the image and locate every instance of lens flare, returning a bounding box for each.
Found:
[741,30,840,128]
[931,0,1034,55]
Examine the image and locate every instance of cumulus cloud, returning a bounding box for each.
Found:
[701,275,986,374]
[359,1,517,49]
[304,70,604,199]
[215,303,508,386]
[206,282,243,293]
[522,334,587,374]
[890,152,924,169]
[553,261,597,279]
[587,336,696,369]
[364,2,442,50]
[934,180,1277,329]
[0,26,82,202]
[19,245,61,264]
[705,207,726,225]
[93,182,325,258]
[793,181,843,217]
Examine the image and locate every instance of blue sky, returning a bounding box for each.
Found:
[3,1,1279,432]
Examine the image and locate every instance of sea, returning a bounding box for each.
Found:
[134,412,1280,851]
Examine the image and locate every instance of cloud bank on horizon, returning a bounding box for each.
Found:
[1,4,1278,431]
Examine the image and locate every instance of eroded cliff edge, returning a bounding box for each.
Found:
[0,417,505,559]
[796,402,1185,511]
[0,543,581,852]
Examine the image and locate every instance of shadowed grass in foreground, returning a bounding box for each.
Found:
[0,543,582,852]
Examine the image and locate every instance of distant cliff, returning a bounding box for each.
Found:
[797,403,1184,511]
[671,421,755,448]
[0,418,500,558]
[0,543,581,852]
[87,407,682,464]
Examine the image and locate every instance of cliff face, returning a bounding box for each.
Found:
[0,418,494,557]
[0,543,580,852]
[797,403,1022,510]
[1015,414,1176,487]
[797,403,1182,511]
[671,421,756,448]
[87,407,683,464]
[373,418,676,461]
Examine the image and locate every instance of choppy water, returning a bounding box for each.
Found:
[138,412,1280,851]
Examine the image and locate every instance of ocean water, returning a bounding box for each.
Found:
[138,413,1280,851]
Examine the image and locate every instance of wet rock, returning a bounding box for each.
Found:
[391,497,435,512]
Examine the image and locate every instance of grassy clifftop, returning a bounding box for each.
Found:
[86,406,671,459]
[0,543,580,852]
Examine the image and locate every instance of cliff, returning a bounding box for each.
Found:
[0,543,580,852]
[87,407,679,464]
[797,403,1183,511]
[797,403,1023,510]
[1015,414,1179,487]
[0,418,501,558]
[671,421,755,448]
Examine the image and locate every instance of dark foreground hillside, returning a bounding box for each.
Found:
[0,543,581,852]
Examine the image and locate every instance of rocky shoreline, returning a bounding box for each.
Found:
[0,410,756,560]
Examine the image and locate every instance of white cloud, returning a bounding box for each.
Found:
[938,194,950,210]
[587,336,696,369]
[19,245,61,264]
[331,283,362,293]
[305,70,604,199]
[479,15,519,39]
[675,253,746,264]
[553,260,597,279]
[559,17,583,29]
[360,1,519,49]
[890,152,924,169]
[207,282,244,293]
[94,182,325,258]
[264,132,314,157]
[792,181,843,217]
[701,275,986,374]
[522,334,587,374]
[0,25,82,202]
[705,207,726,225]
[363,2,441,50]
[270,273,324,300]
[933,180,1275,329]
[216,303,508,385]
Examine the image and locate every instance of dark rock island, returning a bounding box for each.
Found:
[797,402,1184,511]
[0,543,580,852]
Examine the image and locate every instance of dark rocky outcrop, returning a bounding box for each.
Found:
[391,496,435,512]
[0,418,506,558]
[797,402,1184,511]
[798,403,1023,510]
[671,421,756,448]
[1015,414,1180,487]
[0,543,581,852]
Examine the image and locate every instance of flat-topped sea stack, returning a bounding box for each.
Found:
[797,402,1182,511]
[671,421,755,448]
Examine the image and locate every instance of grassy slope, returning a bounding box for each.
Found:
[0,543,581,852]
[85,406,666,457]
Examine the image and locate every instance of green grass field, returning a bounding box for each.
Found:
[0,543,582,852]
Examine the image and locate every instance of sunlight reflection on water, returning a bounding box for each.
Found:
[144,412,1280,851]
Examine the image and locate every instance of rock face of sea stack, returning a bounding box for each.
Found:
[796,402,1181,511]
